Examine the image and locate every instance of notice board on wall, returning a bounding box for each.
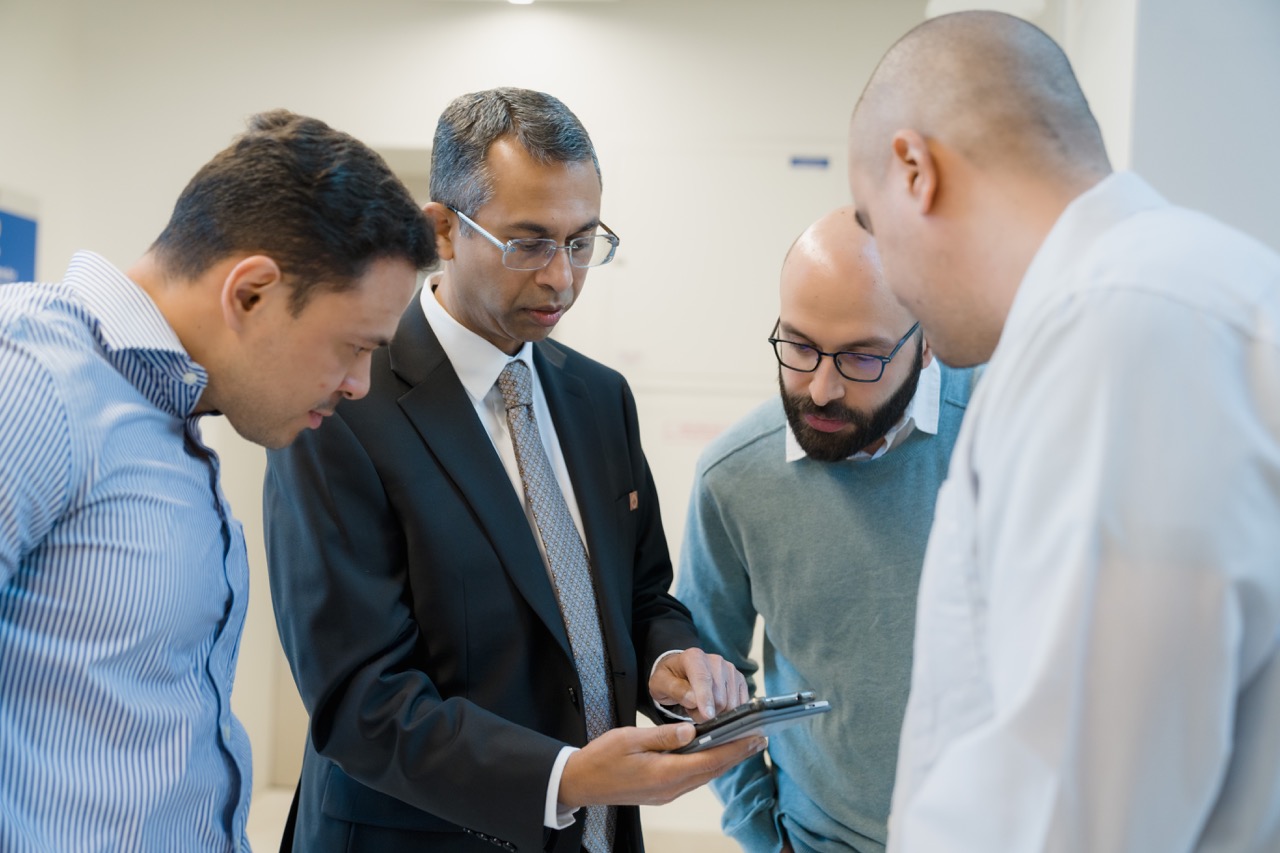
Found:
[0,195,38,284]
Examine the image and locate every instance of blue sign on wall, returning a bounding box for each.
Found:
[0,207,38,284]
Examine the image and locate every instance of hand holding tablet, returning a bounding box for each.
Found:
[668,691,831,754]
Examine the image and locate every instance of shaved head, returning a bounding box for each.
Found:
[781,206,899,321]
[852,11,1110,184]
[846,11,1112,367]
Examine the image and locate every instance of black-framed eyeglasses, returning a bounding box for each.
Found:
[449,207,620,271]
[768,320,921,383]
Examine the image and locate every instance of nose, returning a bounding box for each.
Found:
[534,246,575,294]
[808,356,846,408]
[340,353,373,401]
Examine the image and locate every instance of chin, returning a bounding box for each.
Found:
[226,417,296,450]
[524,324,557,342]
[262,432,299,451]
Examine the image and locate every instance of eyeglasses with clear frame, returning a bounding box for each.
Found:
[768,319,921,383]
[449,207,620,271]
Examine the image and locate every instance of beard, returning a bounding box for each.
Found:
[780,340,925,462]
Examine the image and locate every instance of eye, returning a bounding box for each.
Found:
[835,352,886,381]
[780,341,820,366]
[841,352,881,367]
[508,239,552,258]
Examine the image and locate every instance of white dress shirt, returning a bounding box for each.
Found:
[889,172,1280,852]
[420,282,585,830]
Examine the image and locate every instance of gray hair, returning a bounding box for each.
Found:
[429,87,601,229]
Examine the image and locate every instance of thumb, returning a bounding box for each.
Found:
[647,722,697,752]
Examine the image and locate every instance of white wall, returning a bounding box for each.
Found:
[1060,0,1139,170]
[1130,0,1280,253]
[0,0,85,276]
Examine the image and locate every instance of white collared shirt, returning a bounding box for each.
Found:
[784,358,942,463]
[889,172,1280,852]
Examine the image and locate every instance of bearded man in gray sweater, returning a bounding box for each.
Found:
[675,206,974,853]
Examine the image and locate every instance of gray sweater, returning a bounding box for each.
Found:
[675,366,973,853]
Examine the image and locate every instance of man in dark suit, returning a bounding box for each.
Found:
[264,87,759,853]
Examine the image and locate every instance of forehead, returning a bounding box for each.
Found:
[779,248,908,342]
[479,137,602,226]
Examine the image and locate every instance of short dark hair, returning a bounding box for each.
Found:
[151,109,436,313]
[429,87,600,227]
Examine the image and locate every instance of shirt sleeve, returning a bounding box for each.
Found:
[674,460,784,853]
[892,290,1280,851]
[0,334,73,584]
[544,746,578,829]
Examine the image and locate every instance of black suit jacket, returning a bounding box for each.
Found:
[264,299,701,853]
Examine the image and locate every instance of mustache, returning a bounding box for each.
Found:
[313,394,344,416]
[797,398,855,422]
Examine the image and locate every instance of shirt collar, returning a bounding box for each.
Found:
[419,273,534,401]
[64,251,207,417]
[68,251,188,353]
[785,357,942,463]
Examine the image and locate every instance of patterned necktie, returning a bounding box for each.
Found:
[497,360,617,853]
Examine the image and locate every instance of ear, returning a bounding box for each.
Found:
[220,254,284,333]
[423,203,457,261]
[919,332,935,368]
[889,129,939,216]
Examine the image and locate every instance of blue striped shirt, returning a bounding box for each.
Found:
[0,252,252,851]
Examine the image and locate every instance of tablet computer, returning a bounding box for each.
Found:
[669,691,831,754]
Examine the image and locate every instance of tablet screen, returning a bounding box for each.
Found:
[669,693,831,754]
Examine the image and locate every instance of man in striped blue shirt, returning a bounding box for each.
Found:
[0,111,436,852]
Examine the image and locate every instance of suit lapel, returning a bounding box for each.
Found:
[388,306,573,661]
[534,344,631,681]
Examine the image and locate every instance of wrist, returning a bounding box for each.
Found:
[557,748,588,812]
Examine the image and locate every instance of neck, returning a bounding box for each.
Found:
[126,253,196,346]
[126,252,222,412]
[971,170,1104,347]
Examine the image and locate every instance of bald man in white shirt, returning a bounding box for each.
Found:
[848,11,1280,853]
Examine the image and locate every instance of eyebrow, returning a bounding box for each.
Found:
[505,218,601,238]
[777,321,894,352]
[853,209,873,235]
